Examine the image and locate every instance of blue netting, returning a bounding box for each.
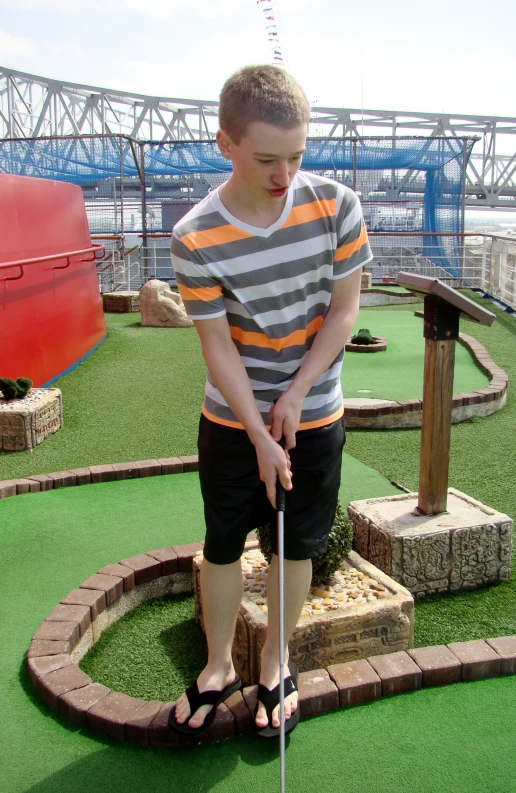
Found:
[0,135,474,275]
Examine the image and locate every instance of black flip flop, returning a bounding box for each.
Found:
[255,660,300,739]
[168,675,242,736]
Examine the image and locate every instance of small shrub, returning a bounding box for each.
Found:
[0,377,33,401]
[350,328,376,344]
[256,501,354,586]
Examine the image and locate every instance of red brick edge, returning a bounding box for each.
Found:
[342,330,508,419]
[0,456,199,500]
[27,542,516,747]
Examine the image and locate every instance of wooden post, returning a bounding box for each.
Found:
[418,296,460,515]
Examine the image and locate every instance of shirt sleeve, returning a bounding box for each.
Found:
[170,231,227,321]
[333,187,373,279]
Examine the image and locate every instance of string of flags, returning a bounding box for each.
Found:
[256,0,284,66]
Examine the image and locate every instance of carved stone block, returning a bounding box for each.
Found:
[0,388,63,451]
[139,279,193,327]
[193,550,414,686]
[348,489,513,596]
[102,291,140,313]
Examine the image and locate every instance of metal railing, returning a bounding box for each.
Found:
[95,232,516,312]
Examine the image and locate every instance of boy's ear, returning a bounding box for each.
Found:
[216,129,233,161]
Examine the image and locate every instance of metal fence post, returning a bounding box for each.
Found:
[460,138,467,288]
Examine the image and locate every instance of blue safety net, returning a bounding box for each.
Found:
[0,135,474,276]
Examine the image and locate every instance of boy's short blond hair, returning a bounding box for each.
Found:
[219,65,311,144]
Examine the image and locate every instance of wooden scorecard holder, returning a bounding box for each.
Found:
[396,273,495,516]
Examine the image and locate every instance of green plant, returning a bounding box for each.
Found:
[256,501,354,586]
[351,328,376,344]
[0,377,33,401]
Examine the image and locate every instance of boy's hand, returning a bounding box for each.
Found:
[269,389,305,450]
[253,432,292,509]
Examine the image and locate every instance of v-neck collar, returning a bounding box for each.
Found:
[212,181,295,238]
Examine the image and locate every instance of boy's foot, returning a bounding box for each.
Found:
[255,657,299,734]
[170,666,241,735]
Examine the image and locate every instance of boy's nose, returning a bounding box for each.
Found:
[272,160,289,187]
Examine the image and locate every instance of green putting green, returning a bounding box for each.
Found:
[344,308,489,400]
[1,293,514,793]
[0,306,490,481]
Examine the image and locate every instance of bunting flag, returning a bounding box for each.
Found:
[256,0,284,65]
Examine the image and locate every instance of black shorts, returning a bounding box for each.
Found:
[198,414,346,565]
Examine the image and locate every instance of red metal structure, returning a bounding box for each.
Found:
[0,175,106,386]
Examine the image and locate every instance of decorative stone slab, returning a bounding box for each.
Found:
[45,604,91,637]
[146,548,178,576]
[193,549,414,686]
[367,651,422,696]
[447,640,502,681]
[348,488,513,596]
[327,659,382,707]
[157,457,183,474]
[179,455,199,472]
[173,542,204,572]
[486,636,516,674]
[406,645,462,686]
[345,336,387,353]
[298,669,339,719]
[0,388,62,451]
[32,620,81,651]
[47,471,77,488]
[102,291,140,313]
[80,573,124,606]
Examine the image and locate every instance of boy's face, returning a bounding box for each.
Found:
[218,120,307,205]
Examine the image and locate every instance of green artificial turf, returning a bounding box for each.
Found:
[1,292,516,793]
[344,308,489,400]
[0,304,489,480]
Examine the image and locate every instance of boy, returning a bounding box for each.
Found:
[169,65,372,738]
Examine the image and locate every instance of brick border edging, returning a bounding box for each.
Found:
[27,541,516,747]
[342,330,509,423]
[0,455,200,499]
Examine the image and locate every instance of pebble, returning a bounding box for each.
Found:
[240,549,391,615]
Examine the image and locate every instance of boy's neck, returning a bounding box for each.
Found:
[218,177,290,229]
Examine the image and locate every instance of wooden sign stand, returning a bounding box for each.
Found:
[396,273,495,516]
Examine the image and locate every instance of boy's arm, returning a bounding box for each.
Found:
[193,315,292,507]
[270,266,363,449]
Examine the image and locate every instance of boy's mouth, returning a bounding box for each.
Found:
[268,187,288,197]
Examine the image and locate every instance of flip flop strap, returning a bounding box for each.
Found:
[184,681,225,711]
[257,675,296,717]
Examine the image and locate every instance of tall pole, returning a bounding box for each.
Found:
[418,296,460,515]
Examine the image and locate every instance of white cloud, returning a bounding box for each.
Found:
[0,0,251,16]
[102,27,272,99]
[0,29,36,59]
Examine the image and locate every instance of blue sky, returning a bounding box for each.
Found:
[0,0,515,117]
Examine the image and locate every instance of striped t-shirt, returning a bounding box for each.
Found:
[170,170,373,430]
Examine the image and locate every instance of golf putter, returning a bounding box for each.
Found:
[276,440,287,793]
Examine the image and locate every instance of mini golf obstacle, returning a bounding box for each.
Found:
[348,273,513,597]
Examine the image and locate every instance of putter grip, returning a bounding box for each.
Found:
[276,434,286,512]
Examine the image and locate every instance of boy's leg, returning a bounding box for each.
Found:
[256,417,345,728]
[255,555,312,728]
[173,557,243,728]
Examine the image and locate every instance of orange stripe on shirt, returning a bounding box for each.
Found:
[230,315,323,351]
[280,198,336,230]
[177,283,223,303]
[334,225,368,263]
[179,224,254,252]
[202,403,344,431]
